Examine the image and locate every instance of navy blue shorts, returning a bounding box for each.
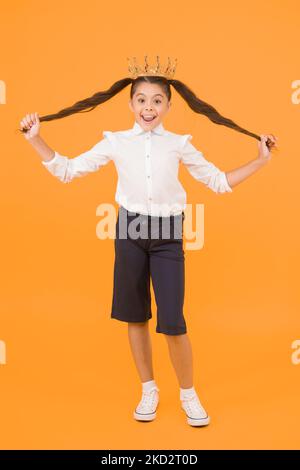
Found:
[110,206,187,335]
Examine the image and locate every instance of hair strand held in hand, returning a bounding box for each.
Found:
[18,75,275,149]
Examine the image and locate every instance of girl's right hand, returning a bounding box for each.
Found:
[19,112,40,140]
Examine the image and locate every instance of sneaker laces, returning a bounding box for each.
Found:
[138,387,159,410]
[181,394,207,418]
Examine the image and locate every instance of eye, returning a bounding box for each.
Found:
[137,98,162,104]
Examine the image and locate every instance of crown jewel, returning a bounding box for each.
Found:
[127,55,177,80]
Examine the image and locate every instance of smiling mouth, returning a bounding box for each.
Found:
[141,115,157,122]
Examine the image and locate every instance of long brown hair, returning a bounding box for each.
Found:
[19,75,274,148]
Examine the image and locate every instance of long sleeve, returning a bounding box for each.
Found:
[41,131,114,183]
[179,134,233,194]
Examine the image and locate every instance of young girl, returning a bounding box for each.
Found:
[19,56,278,427]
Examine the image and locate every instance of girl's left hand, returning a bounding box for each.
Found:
[257,134,279,163]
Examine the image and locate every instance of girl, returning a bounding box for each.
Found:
[19,56,278,427]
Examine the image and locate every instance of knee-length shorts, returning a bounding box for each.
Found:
[110,206,187,335]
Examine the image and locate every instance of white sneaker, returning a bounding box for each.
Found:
[133,386,160,421]
[181,393,210,426]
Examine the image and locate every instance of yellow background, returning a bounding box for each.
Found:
[1,0,299,450]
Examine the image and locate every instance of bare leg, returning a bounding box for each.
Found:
[164,333,193,388]
[127,321,154,383]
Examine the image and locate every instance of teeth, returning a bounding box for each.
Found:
[142,115,155,121]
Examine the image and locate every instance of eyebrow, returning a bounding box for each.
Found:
[136,93,164,98]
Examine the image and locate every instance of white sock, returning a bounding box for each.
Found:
[180,386,196,400]
[142,379,158,392]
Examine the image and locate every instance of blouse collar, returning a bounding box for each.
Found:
[131,120,165,135]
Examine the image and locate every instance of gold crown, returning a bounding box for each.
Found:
[127,55,177,80]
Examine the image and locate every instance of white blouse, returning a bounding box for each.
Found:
[41,120,233,216]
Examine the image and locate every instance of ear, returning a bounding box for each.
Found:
[128,100,133,112]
